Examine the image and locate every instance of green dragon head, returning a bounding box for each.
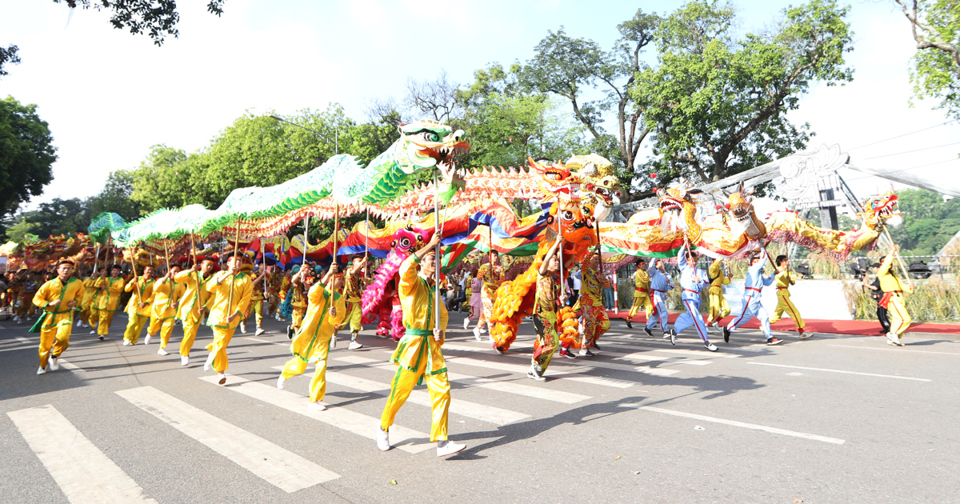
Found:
[396,120,469,179]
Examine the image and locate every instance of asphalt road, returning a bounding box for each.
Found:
[1,310,958,504]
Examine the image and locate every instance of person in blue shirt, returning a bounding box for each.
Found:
[643,258,674,337]
[669,245,717,351]
[723,246,782,345]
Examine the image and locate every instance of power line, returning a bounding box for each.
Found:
[848,120,955,151]
[844,157,960,182]
[862,140,960,160]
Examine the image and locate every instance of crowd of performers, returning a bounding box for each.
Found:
[15,230,913,458]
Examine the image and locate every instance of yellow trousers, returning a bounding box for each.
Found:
[887,294,911,337]
[87,308,99,328]
[345,301,362,333]
[205,326,236,373]
[380,362,451,442]
[180,316,202,357]
[148,316,176,348]
[628,290,652,320]
[124,314,148,344]
[769,290,805,331]
[707,286,730,324]
[291,308,305,330]
[280,331,334,403]
[97,311,116,336]
[39,322,72,369]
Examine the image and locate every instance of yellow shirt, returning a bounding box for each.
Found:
[708,259,730,288]
[774,268,795,290]
[344,270,364,303]
[124,277,155,316]
[151,278,185,320]
[478,263,503,298]
[634,268,650,291]
[390,254,449,376]
[579,267,609,306]
[205,271,253,330]
[96,277,125,311]
[174,270,213,321]
[877,253,911,294]
[33,277,85,329]
[291,283,347,362]
[81,278,98,309]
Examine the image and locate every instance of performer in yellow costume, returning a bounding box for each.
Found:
[203,255,253,384]
[768,255,809,338]
[575,252,610,356]
[528,237,567,380]
[377,233,465,457]
[174,256,216,366]
[78,270,98,329]
[147,265,185,355]
[32,260,85,375]
[343,256,368,350]
[705,258,731,328]
[94,265,126,340]
[276,267,346,410]
[470,251,503,341]
[246,263,270,336]
[123,266,155,345]
[86,269,107,331]
[878,247,913,346]
[625,258,651,329]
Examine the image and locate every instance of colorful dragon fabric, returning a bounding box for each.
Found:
[360,225,429,340]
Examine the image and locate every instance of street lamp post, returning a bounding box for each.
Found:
[268,114,338,155]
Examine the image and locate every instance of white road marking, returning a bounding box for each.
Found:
[829,344,960,357]
[445,355,637,389]
[8,404,158,504]
[440,344,680,379]
[116,386,339,492]
[198,375,432,454]
[650,348,741,359]
[273,365,530,425]
[15,336,30,343]
[639,406,846,445]
[58,359,83,372]
[747,361,931,382]
[334,355,590,404]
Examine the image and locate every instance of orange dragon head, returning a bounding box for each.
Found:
[860,191,901,230]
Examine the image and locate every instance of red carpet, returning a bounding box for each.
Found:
[606,311,960,336]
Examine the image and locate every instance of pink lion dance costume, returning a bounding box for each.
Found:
[361,225,428,341]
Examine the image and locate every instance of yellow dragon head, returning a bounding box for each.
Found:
[655,179,703,243]
[723,182,767,242]
[566,154,622,221]
[860,191,901,231]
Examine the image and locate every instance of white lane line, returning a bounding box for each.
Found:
[445,355,636,389]
[272,365,530,425]
[8,405,158,504]
[639,406,846,445]
[334,355,590,404]
[651,348,740,359]
[198,375,432,454]
[829,344,960,356]
[441,344,680,379]
[747,362,931,382]
[58,359,84,372]
[15,336,30,343]
[116,386,338,492]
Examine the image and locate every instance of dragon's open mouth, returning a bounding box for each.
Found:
[660,196,684,213]
[732,206,750,221]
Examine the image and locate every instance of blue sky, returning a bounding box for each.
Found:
[1,0,958,208]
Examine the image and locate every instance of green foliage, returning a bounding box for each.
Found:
[0,45,20,78]
[5,198,93,242]
[52,0,227,46]
[86,170,142,222]
[887,188,960,255]
[896,0,960,121]
[458,63,587,167]
[634,0,853,188]
[0,96,57,233]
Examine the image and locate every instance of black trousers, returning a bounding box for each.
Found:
[876,304,891,333]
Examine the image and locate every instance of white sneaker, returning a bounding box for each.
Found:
[240,322,247,334]
[255,328,265,336]
[181,356,189,366]
[37,366,46,375]
[204,352,215,371]
[800,331,813,339]
[307,402,326,411]
[157,348,169,356]
[123,340,131,346]
[90,330,96,334]
[217,373,226,385]
[473,326,482,342]
[144,334,151,346]
[277,376,285,389]
[463,318,470,330]
[76,320,82,327]
[704,342,718,352]
[886,332,901,347]
[49,357,59,371]
[437,440,466,457]
[479,326,487,334]
[349,340,363,350]
[377,428,390,451]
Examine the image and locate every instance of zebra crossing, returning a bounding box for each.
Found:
[5,330,750,501]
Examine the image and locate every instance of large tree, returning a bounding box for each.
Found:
[5,198,92,241]
[0,96,57,234]
[86,170,142,222]
[893,0,960,122]
[633,0,853,188]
